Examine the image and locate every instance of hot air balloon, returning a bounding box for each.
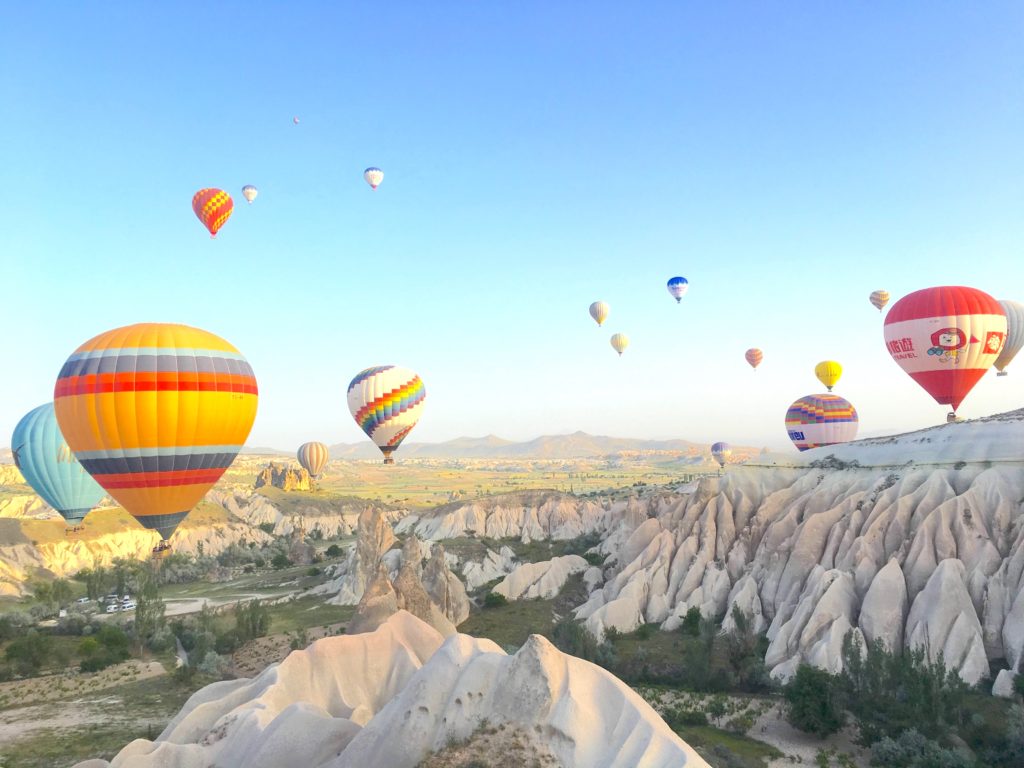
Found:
[297,441,329,479]
[745,348,763,370]
[883,286,1007,417]
[589,301,609,327]
[242,185,258,204]
[667,277,688,303]
[54,323,258,550]
[994,300,1023,376]
[610,333,629,356]
[711,442,732,469]
[785,394,859,451]
[192,188,233,237]
[11,403,106,530]
[347,366,425,464]
[870,290,890,312]
[364,167,384,190]
[814,361,843,392]
[293,116,300,124]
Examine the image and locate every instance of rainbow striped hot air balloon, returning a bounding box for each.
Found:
[297,441,329,479]
[347,366,425,464]
[54,323,258,544]
[785,394,859,451]
[12,403,106,527]
[192,188,233,237]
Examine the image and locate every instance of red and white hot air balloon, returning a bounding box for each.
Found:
[883,286,1007,419]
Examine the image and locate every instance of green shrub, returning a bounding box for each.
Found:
[271,553,291,569]
[870,729,971,768]
[784,664,846,737]
[325,544,343,558]
[483,591,508,608]
[258,522,276,535]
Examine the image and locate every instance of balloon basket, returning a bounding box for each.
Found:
[152,542,172,559]
[997,371,1008,377]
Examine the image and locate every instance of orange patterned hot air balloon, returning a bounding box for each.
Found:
[192,188,233,238]
[54,323,258,544]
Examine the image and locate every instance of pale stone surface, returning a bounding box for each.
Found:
[992,669,1018,698]
[859,558,908,653]
[73,612,708,768]
[492,555,589,601]
[421,544,470,625]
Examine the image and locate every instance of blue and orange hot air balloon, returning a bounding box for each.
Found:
[297,441,329,479]
[192,188,233,237]
[54,323,258,546]
[11,403,106,528]
[347,366,425,464]
[711,442,732,469]
[785,394,859,451]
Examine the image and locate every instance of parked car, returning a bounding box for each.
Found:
[105,603,120,613]
[75,596,90,604]
[120,595,132,604]
[121,601,137,611]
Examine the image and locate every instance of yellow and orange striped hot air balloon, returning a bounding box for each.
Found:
[192,188,233,238]
[54,323,258,544]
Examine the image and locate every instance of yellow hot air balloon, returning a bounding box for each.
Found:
[54,323,258,549]
[589,301,609,327]
[870,290,890,312]
[814,360,843,392]
[610,333,629,356]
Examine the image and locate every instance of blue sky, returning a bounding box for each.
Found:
[1,3,1021,450]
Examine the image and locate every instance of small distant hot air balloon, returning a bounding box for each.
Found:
[589,301,609,327]
[364,167,384,190]
[884,286,1007,418]
[814,361,843,392]
[610,333,629,356]
[54,323,258,550]
[711,442,732,469]
[297,442,329,480]
[242,185,258,204]
[347,366,425,464]
[870,290,890,312]
[994,300,1023,376]
[11,403,106,529]
[192,188,233,237]
[745,348,763,370]
[293,116,300,124]
[667,277,688,303]
[785,394,859,451]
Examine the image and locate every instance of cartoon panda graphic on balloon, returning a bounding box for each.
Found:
[927,327,1005,365]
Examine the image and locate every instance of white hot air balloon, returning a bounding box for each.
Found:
[610,333,629,356]
[589,301,609,327]
[364,167,384,190]
[347,365,425,463]
[995,299,1024,376]
[241,185,258,204]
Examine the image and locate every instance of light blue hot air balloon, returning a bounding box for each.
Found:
[667,276,688,303]
[11,403,105,525]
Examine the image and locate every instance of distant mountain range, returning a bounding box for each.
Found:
[302,432,757,460]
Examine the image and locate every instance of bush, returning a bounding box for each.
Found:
[664,708,708,728]
[325,544,343,558]
[679,606,702,637]
[483,591,508,608]
[634,623,655,641]
[307,566,321,577]
[258,522,276,535]
[235,600,270,642]
[271,553,291,570]
[5,631,53,675]
[215,629,242,654]
[784,664,846,737]
[870,729,971,768]
[197,651,232,678]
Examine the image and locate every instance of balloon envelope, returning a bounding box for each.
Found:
[54,323,258,539]
[364,167,384,190]
[297,442,329,479]
[192,188,233,237]
[667,277,688,303]
[814,360,842,392]
[241,185,258,204]
[883,286,1007,413]
[745,348,763,369]
[610,333,629,356]
[785,394,859,451]
[994,300,1024,376]
[347,366,425,463]
[870,290,890,312]
[711,441,732,468]
[589,301,609,327]
[11,403,106,524]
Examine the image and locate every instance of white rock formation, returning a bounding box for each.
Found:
[492,554,589,600]
[74,612,707,768]
[461,545,518,590]
[992,669,1018,698]
[421,544,470,625]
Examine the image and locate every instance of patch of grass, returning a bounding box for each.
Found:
[459,595,558,649]
[675,724,782,768]
[262,596,356,634]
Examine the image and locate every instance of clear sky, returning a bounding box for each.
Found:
[1,3,1021,451]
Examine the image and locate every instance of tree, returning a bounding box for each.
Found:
[51,578,72,608]
[784,664,846,737]
[32,580,53,607]
[325,544,342,558]
[133,567,166,652]
[5,631,52,676]
[271,553,291,569]
[234,599,270,643]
